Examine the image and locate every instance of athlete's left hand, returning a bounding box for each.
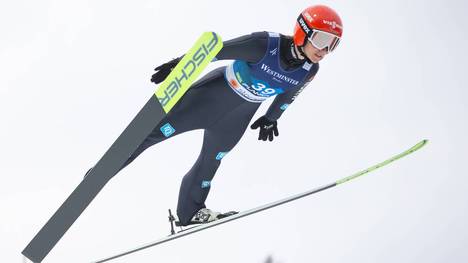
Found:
[250,116,279,141]
[151,57,181,84]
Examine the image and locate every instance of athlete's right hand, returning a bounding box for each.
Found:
[151,57,181,84]
[250,116,279,142]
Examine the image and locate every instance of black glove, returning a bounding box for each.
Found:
[150,57,181,84]
[250,116,279,141]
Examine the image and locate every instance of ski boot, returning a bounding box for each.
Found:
[175,208,238,226]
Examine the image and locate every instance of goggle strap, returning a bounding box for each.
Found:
[297,14,314,39]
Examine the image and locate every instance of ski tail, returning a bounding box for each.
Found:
[22,32,223,263]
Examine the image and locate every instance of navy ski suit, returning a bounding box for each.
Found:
[121,31,319,225]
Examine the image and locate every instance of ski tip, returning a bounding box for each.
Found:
[412,139,429,152]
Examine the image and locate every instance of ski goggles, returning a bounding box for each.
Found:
[308,29,341,53]
[297,15,341,52]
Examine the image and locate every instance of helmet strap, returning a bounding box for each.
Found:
[292,43,311,63]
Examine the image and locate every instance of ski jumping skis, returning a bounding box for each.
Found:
[92,139,428,263]
[22,32,223,263]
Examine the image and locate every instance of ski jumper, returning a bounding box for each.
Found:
[121,31,319,225]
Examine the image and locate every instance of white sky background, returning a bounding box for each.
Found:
[1,0,467,262]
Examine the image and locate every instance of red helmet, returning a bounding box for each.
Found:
[293,5,343,49]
